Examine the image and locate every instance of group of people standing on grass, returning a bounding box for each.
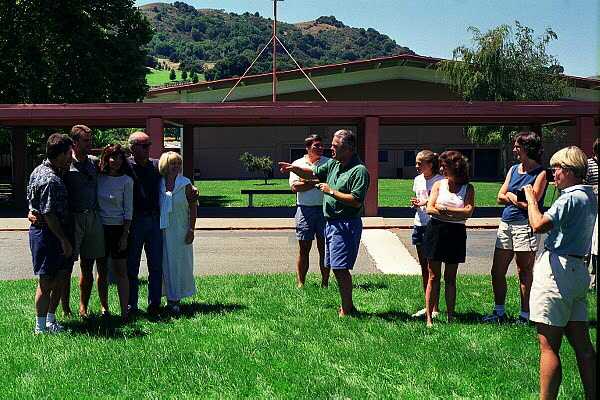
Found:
[283,130,597,399]
[28,125,198,334]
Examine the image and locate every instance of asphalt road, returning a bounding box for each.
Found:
[0,229,526,281]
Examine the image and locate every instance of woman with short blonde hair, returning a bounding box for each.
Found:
[524,145,597,399]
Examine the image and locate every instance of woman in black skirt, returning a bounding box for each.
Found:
[424,151,475,327]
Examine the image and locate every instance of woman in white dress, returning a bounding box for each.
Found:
[158,152,197,314]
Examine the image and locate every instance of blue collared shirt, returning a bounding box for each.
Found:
[544,184,598,256]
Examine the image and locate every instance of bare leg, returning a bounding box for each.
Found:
[48,270,69,315]
[79,258,95,316]
[515,251,535,314]
[444,263,459,321]
[564,321,597,399]
[490,248,514,308]
[536,323,564,400]
[61,274,72,317]
[316,235,329,288]
[96,258,109,313]
[296,240,312,288]
[35,276,56,317]
[112,259,130,320]
[333,269,354,316]
[425,259,442,327]
[417,245,438,313]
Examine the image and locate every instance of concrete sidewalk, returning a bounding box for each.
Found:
[0,217,501,231]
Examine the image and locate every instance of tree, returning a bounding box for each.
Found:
[191,71,199,83]
[0,0,153,103]
[169,69,176,80]
[438,22,572,170]
[239,152,273,185]
[181,70,188,80]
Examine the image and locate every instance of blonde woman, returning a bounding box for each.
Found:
[158,152,197,314]
[525,146,597,400]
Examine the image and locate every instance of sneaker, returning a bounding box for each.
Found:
[482,311,508,323]
[34,326,47,335]
[45,321,64,333]
[516,315,531,325]
[411,309,440,319]
[147,304,161,318]
[170,304,181,315]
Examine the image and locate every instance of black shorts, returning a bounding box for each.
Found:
[29,225,72,277]
[103,225,129,260]
[423,218,467,264]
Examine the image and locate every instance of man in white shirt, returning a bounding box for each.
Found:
[289,134,330,288]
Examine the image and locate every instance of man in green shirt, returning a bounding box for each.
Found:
[279,129,370,317]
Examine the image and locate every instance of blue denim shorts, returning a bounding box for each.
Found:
[325,218,362,270]
[411,225,427,246]
[295,206,326,241]
[29,225,72,277]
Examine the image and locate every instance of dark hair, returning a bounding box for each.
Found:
[594,138,599,157]
[304,134,323,148]
[439,150,470,184]
[515,131,543,163]
[416,150,439,172]
[334,129,356,152]
[46,133,73,159]
[71,124,91,142]
[99,144,130,175]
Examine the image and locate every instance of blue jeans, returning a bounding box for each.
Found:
[127,215,163,309]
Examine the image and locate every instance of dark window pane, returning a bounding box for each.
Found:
[404,151,415,167]
[378,150,389,163]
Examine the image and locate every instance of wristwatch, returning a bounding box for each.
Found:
[329,189,335,196]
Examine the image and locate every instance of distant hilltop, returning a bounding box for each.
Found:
[140,1,414,80]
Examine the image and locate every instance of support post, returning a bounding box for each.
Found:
[145,117,164,159]
[182,125,194,180]
[363,116,380,217]
[10,127,27,209]
[576,116,595,157]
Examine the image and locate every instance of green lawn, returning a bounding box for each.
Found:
[146,69,205,87]
[2,274,595,398]
[196,179,560,208]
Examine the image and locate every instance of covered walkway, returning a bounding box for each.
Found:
[1,100,598,215]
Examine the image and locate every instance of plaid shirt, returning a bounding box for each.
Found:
[27,160,69,224]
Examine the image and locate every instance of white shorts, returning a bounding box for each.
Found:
[495,220,539,252]
[529,251,590,327]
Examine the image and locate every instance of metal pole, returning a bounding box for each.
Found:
[272,0,277,102]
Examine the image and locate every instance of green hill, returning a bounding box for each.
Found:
[141,1,414,81]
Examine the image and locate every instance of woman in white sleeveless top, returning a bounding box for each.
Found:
[158,152,197,314]
[424,151,475,327]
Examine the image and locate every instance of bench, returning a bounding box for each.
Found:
[240,189,294,207]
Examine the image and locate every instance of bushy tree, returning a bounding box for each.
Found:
[191,71,199,83]
[169,69,176,80]
[438,21,572,170]
[181,70,188,80]
[239,152,273,184]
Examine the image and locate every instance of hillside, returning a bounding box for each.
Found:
[140,2,414,81]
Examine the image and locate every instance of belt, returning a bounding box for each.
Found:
[545,248,585,260]
[72,208,94,214]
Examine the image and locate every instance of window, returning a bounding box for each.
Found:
[289,148,305,162]
[378,150,389,163]
[403,151,415,167]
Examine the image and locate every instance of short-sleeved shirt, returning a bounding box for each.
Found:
[585,157,598,196]
[27,160,69,224]
[313,154,370,220]
[127,157,161,217]
[289,155,329,206]
[63,154,99,212]
[543,184,598,256]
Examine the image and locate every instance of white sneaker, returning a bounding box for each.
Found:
[34,326,47,335]
[432,311,439,319]
[45,321,64,333]
[411,308,427,318]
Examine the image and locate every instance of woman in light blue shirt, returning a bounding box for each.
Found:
[96,144,134,322]
[525,146,597,400]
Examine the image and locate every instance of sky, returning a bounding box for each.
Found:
[136,0,599,78]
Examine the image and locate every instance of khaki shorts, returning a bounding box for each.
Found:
[495,220,539,252]
[71,211,105,260]
[529,251,590,327]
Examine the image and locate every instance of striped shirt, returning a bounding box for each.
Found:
[586,157,598,196]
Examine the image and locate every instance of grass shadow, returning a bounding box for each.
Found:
[353,282,389,291]
[63,315,147,339]
[363,310,413,322]
[198,195,233,207]
[252,182,276,186]
[452,311,487,325]
[177,302,246,318]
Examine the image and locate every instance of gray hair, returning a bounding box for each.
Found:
[333,129,356,152]
[128,131,149,147]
